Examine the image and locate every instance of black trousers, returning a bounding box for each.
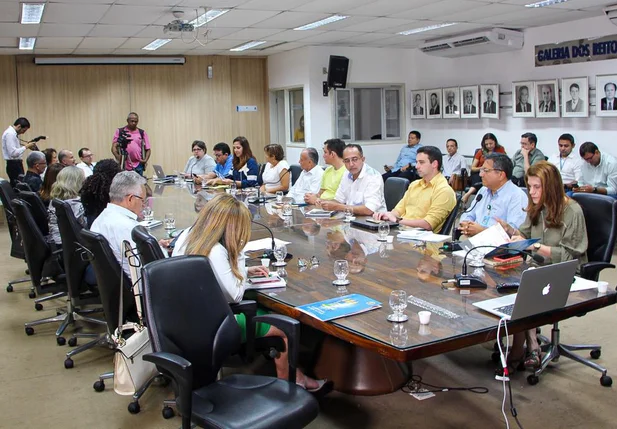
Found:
[5,160,24,188]
[382,168,419,183]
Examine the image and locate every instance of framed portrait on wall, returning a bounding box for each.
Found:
[512,81,535,118]
[561,77,588,118]
[535,79,559,118]
[480,84,499,119]
[595,74,617,117]
[442,87,460,118]
[410,90,426,119]
[425,88,442,119]
[460,85,479,119]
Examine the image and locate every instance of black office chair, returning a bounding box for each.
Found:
[15,181,32,192]
[289,164,302,186]
[142,256,319,429]
[131,225,166,265]
[15,190,50,237]
[529,194,616,387]
[439,195,462,235]
[384,177,410,211]
[0,179,32,295]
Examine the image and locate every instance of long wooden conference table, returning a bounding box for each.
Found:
[150,182,616,395]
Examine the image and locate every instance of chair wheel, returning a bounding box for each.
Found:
[28,291,36,299]
[68,337,77,347]
[162,406,175,419]
[64,358,74,369]
[25,327,34,336]
[6,285,13,292]
[527,375,539,385]
[35,303,43,311]
[128,401,140,414]
[93,380,105,392]
[590,349,601,359]
[600,375,612,387]
[57,336,66,346]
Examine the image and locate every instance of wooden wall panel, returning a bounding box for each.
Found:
[230,58,270,163]
[0,57,18,179]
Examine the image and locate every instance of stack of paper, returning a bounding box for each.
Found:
[398,230,451,243]
[244,238,291,253]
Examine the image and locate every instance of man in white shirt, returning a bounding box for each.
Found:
[319,144,386,215]
[441,138,467,184]
[2,117,37,187]
[574,141,617,198]
[547,134,582,190]
[288,148,324,203]
[58,149,76,167]
[76,147,96,178]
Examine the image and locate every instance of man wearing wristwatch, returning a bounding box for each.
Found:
[574,141,617,199]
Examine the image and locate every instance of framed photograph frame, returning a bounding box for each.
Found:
[442,87,460,118]
[561,77,588,118]
[410,90,426,119]
[426,88,442,119]
[535,79,559,118]
[595,74,617,117]
[480,84,499,119]
[512,81,535,118]
[460,85,479,119]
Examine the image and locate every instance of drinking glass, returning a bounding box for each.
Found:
[333,259,350,285]
[344,206,354,222]
[142,205,153,222]
[230,181,237,195]
[282,202,292,216]
[273,244,287,266]
[164,213,176,230]
[387,290,408,322]
[378,222,390,241]
[276,191,284,203]
[389,324,409,347]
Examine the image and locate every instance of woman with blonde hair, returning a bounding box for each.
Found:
[47,166,86,245]
[172,193,330,393]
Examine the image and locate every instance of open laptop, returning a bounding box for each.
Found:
[351,217,399,231]
[472,260,578,320]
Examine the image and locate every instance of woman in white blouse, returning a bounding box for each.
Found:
[172,193,329,393]
[260,144,290,194]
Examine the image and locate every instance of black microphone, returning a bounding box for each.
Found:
[248,185,266,204]
[455,244,545,289]
[463,193,483,213]
[251,219,293,262]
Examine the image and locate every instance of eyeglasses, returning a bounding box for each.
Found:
[479,168,503,174]
[129,194,145,205]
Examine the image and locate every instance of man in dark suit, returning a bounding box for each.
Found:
[538,85,556,113]
[445,91,457,114]
[600,82,617,111]
[565,83,584,113]
[462,90,476,115]
[483,88,496,114]
[413,93,424,115]
[515,86,532,113]
[429,93,440,115]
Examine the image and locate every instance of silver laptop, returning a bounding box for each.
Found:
[472,260,578,320]
[153,164,167,178]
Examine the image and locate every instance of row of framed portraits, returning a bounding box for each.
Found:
[411,75,617,119]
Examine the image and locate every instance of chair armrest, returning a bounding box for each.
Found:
[230,300,257,359]
[579,262,615,281]
[144,352,193,419]
[254,314,300,384]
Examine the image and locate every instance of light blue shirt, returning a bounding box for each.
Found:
[460,180,528,229]
[214,154,233,178]
[580,152,617,195]
[393,144,423,171]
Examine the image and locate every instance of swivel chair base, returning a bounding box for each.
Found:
[6,275,34,297]
[24,304,104,344]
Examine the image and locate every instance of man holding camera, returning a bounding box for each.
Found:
[111,112,151,176]
[2,117,38,187]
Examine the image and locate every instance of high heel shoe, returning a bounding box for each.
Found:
[298,379,334,398]
[524,350,542,369]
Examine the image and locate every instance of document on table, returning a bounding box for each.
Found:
[570,276,601,292]
[397,230,451,242]
[453,223,510,258]
[244,238,291,253]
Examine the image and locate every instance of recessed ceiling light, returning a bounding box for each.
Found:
[19,37,36,50]
[142,39,172,51]
[21,3,45,24]
[230,41,267,52]
[525,0,570,7]
[294,15,348,31]
[398,23,457,36]
[189,9,229,28]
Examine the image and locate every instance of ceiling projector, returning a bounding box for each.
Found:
[163,20,195,33]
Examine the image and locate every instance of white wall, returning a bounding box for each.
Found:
[268,15,617,170]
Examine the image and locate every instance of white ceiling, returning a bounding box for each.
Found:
[0,0,614,56]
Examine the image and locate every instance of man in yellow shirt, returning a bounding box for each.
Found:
[374,146,456,232]
[305,138,347,203]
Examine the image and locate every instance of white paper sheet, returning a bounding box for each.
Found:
[397,230,451,243]
[244,238,291,253]
[570,276,602,292]
[453,223,510,258]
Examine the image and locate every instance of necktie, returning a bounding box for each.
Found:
[544,104,548,112]
[523,105,526,113]
[610,102,613,111]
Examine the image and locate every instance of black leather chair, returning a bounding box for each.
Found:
[131,225,166,265]
[16,190,49,236]
[289,164,302,186]
[384,177,410,211]
[15,181,32,192]
[439,195,462,235]
[142,256,319,429]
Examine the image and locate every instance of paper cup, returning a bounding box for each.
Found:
[418,311,431,325]
[261,258,271,268]
[597,281,609,293]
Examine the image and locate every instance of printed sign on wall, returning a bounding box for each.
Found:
[535,35,617,67]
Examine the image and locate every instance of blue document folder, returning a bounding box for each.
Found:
[297,294,382,322]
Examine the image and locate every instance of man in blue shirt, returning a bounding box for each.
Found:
[458,153,528,237]
[197,142,233,183]
[382,130,422,182]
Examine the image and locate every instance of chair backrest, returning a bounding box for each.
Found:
[16,190,49,236]
[52,199,92,299]
[15,182,32,192]
[0,179,24,259]
[12,199,52,288]
[439,196,462,235]
[131,225,166,265]
[570,194,617,264]
[79,229,136,333]
[142,256,242,389]
[384,177,410,211]
[289,164,302,186]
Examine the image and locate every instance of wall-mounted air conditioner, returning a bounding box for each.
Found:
[419,28,524,58]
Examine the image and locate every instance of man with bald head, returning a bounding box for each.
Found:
[288,148,324,203]
[58,149,76,166]
[538,85,556,113]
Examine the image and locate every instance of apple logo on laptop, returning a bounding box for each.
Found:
[542,284,551,296]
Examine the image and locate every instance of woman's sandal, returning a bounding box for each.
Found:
[524,350,542,369]
[494,356,525,377]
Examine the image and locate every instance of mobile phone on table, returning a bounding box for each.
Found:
[366,218,382,224]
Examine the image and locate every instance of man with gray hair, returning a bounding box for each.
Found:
[58,149,76,166]
[22,151,46,192]
[287,148,324,203]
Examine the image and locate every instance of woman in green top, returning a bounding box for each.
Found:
[498,161,588,370]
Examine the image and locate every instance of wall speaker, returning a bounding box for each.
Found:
[327,55,349,89]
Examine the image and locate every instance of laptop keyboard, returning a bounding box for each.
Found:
[495,304,514,316]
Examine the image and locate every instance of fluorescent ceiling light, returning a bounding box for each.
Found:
[525,0,570,7]
[21,3,45,24]
[142,39,172,51]
[230,41,267,51]
[398,22,457,36]
[19,37,36,50]
[190,9,229,28]
[294,15,348,31]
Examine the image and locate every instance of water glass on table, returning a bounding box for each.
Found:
[333,259,350,286]
[387,290,408,322]
[164,213,176,230]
